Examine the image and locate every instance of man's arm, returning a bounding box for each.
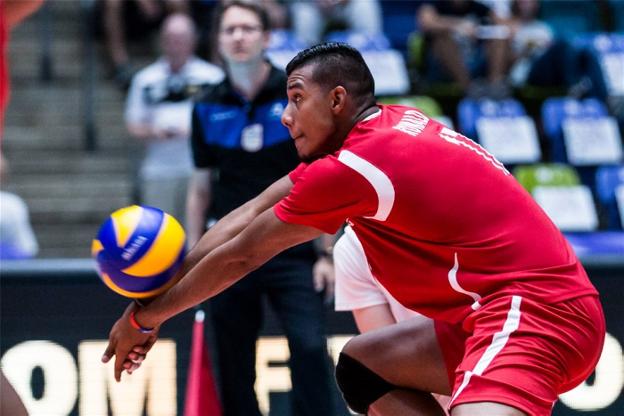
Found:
[141,205,323,327]
[180,174,294,273]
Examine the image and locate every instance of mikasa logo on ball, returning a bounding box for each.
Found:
[122,235,148,261]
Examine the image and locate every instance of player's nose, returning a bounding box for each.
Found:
[281,104,293,129]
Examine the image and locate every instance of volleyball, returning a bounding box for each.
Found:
[91,205,186,299]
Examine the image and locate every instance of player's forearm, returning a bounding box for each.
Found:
[183,175,294,271]
[180,199,258,275]
[137,212,323,331]
[135,225,273,328]
[136,204,319,329]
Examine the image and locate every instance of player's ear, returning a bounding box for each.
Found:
[330,86,347,114]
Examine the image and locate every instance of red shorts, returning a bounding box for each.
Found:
[434,294,605,416]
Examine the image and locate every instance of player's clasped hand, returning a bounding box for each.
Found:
[101,303,160,382]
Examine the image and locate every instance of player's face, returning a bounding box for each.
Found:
[282,65,339,162]
[218,6,269,64]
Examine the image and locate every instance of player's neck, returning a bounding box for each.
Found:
[227,58,270,101]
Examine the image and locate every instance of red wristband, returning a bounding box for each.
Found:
[129,311,155,334]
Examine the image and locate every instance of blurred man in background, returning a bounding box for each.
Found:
[185,2,334,415]
[125,13,223,225]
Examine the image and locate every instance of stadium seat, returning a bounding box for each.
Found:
[542,97,610,162]
[379,0,422,54]
[572,33,624,98]
[457,98,541,165]
[595,164,624,229]
[541,97,623,189]
[514,163,581,195]
[514,164,598,231]
[324,31,410,96]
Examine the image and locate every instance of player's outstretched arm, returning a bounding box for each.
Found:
[178,174,294,276]
[139,208,323,328]
[102,188,323,381]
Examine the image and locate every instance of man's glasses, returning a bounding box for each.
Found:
[220,25,263,36]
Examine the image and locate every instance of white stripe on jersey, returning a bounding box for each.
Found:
[337,150,395,221]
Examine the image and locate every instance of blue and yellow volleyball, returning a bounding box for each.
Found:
[91,205,186,299]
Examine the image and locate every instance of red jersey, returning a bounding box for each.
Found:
[274,104,598,323]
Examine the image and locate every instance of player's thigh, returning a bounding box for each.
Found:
[342,314,451,395]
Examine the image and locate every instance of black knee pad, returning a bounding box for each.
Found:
[335,352,396,414]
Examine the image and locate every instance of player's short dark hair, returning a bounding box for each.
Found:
[286,43,375,104]
[213,0,271,32]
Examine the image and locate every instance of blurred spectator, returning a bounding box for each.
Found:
[0,152,38,260]
[101,0,189,89]
[289,0,382,46]
[506,0,608,100]
[125,13,223,224]
[506,0,554,88]
[417,0,510,98]
[187,2,334,415]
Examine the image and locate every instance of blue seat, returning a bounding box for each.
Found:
[541,97,609,163]
[457,98,540,165]
[595,165,624,229]
[572,33,624,98]
[457,98,527,140]
[379,0,422,54]
[325,31,410,96]
[541,97,620,189]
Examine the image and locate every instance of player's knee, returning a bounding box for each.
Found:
[335,352,396,414]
